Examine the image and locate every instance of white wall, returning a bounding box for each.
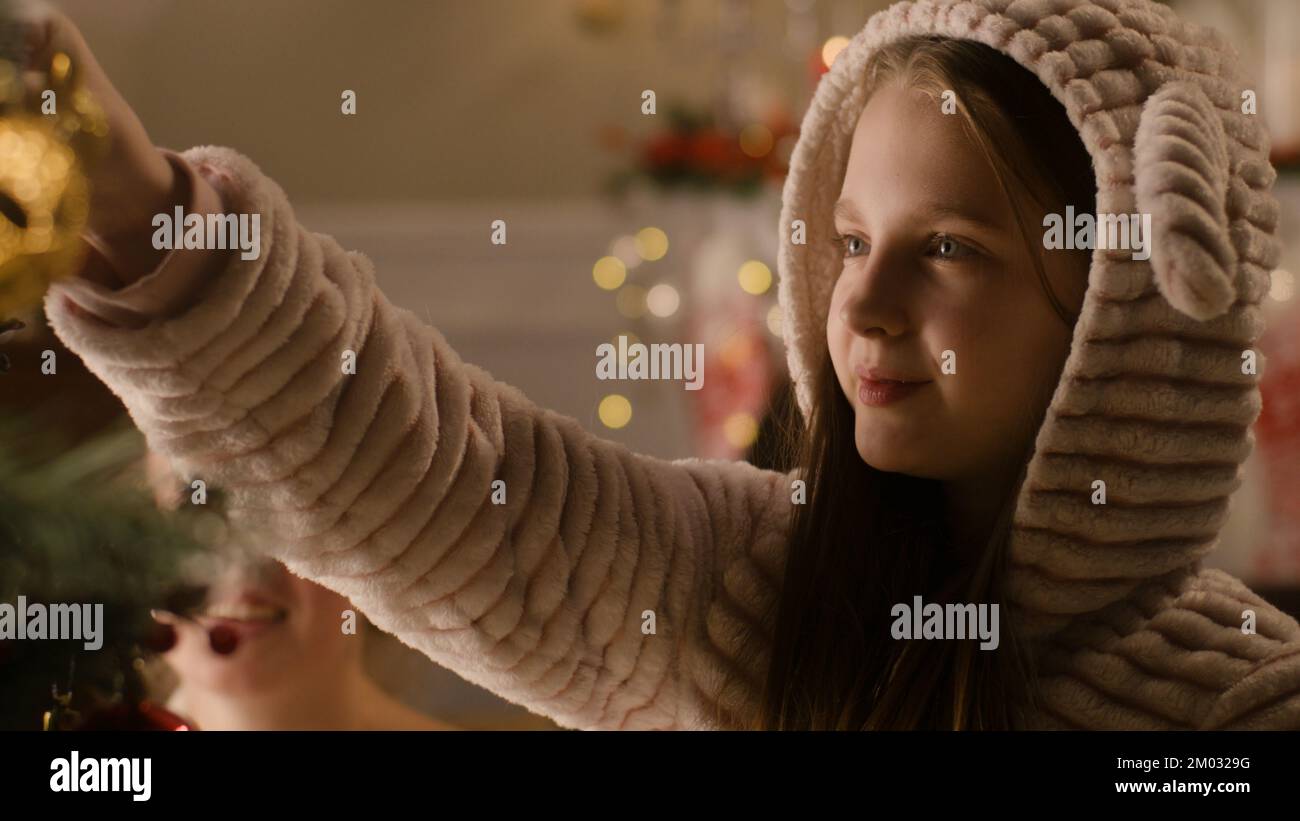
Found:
[55,0,884,201]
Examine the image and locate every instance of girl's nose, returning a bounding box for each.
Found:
[838,248,911,338]
[210,548,286,591]
[235,555,288,588]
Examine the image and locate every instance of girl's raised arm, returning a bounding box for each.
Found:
[46,146,793,730]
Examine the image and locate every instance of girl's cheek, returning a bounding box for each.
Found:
[824,292,855,371]
[922,302,978,371]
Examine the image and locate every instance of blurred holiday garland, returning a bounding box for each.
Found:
[0,413,211,730]
[601,101,797,200]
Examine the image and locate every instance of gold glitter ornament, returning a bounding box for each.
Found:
[0,47,107,318]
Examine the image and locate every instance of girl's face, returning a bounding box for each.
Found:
[162,555,358,696]
[827,83,1085,485]
[143,453,361,699]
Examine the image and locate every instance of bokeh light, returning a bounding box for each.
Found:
[766,303,783,337]
[646,283,680,317]
[1269,268,1294,302]
[616,284,648,318]
[599,394,633,429]
[738,260,772,295]
[720,332,757,369]
[723,412,759,449]
[593,255,627,290]
[610,235,642,268]
[822,36,850,69]
[635,227,669,261]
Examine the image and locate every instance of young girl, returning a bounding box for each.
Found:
[23,0,1300,729]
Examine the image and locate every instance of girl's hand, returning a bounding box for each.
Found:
[16,1,182,284]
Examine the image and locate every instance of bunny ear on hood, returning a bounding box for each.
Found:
[775,0,1282,638]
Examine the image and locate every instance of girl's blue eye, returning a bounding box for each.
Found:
[930,233,976,260]
[832,233,867,258]
[831,232,978,262]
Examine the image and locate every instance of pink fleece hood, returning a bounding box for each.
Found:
[775,0,1282,637]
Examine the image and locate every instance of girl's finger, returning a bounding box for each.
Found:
[11,0,55,68]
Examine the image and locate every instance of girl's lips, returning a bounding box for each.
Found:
[195,595,288,642]
[857,377,931,407]
[194,613,286,642]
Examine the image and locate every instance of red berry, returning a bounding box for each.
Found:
[137,701,194,731]
[208,625,238,655]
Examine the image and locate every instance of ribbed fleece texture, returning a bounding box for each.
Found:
[45,0,1300,729]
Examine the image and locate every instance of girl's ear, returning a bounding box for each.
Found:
[1133,81,1238,321]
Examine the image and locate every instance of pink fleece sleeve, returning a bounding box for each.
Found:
[44,145,792,730]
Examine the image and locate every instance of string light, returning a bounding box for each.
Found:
[593,255,627,290]
[610,235,642,268]
[766,304,783,337]
[822,36,850,68]
[598,394,633,429]
[616,284,648,318]
[635,227,669,261]
[646,283,680,317]
[723,412,759,449]
[1269,269,1294,302]
[738,260,772,295]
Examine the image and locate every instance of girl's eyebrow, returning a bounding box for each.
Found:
[834,197,1008,233]
[928,203,1009,232]
[832,198,864,225]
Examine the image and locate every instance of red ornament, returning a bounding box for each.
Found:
[76,700,193,731]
